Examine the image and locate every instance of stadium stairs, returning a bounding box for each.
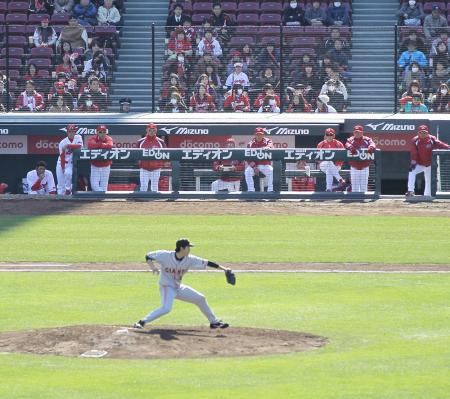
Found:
[109,0,167,112]
[348,0,398,112]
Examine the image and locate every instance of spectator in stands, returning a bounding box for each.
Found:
[424,5,448,42]
[400,79,423,110]
[315,94,337,113]
[197,29,223,58]
[54,0,74,14]
[204,66,222,105]
[27,161,56,195]
[226,50,245,76]
[327,1,350,27]
[49,81,74,109]
[292,63,320,103]
[396,0,424,26]
[241,44,257,78]
[209,2,233,27]
[398,40,427,70]
[320,74,348,102]
[283,0,307,26]
[326,39,349,70]
[22,64,47,95]
[55,52,79,79]
[182,18,196,45]
[29,0,53,14]
[430,60,449,91]
[0,80,14,112]
[404,92,429,113]
[400,29,426,53]
[430,29,449,54]
[160,74,186,107]
[77,93,100,111]
[256,67,279,90]
[223,83,250,112]
[168,29,193,59]
[430,41,449,69]
[83,51,109,80]
[321,79,345,112]
[33,17,57,48]
[97,0,121,27]
[49,95,71,112]
[162,92,188,112]
[225,62,249,90]
[119,97,132,113]
[323,27,349,54]
[257,94,280,113]
[254,83,280,110]
[73,0,98,26]
[403,61,427,90]
[287,91,311,113]
[79,77,107,110]
[194,72,219,105]
[306,1,327,26]
[166,4,189,38]
[15,80,45,112]
[195,50,222,75]
[430,83,450,111]
[57,17,89,50]
[257,42,280,72]
[189,84,216,112]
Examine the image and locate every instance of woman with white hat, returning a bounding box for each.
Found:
[315,94,337,113]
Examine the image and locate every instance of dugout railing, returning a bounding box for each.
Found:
[431,149,450,199]
[72,148,381,200]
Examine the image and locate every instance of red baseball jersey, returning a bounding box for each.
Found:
[223,94,250,112]
[410,134,450,167]
[87,134,114,167]
[345,135,376,170]
[247,137,273,166]
[317,138,345,167]
[138,135,166,171]
[292,176,316,191]
[213,160,245,182]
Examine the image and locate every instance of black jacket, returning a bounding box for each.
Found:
[282,7,308,26]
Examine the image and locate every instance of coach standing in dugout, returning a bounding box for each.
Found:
[138,123,166,192]
[406,125,450,197]
[345,125,376,193]
[87,125,114,192]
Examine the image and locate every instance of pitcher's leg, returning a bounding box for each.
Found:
[141,285,176,324]
[176,285,219,323]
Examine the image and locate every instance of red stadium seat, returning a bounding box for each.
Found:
[5,13,27,24]
[30,47,54,58]
[234,26,259,36]
[28,13,51,25]
[303,26,328,39]
[7,1,28,12]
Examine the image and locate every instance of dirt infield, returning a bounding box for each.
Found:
[0,325,327,359]
[1,197,450,217]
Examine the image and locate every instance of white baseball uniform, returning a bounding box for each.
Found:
[56,134,83,194]
[140,250,220,325]
[26,169,56,195]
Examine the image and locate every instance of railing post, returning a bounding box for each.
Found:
[279,23,284,113]
[431,151,438,197]
[5,23,10,112]
[151,23,155,113]
[394,24,398,114]
[375,149,382,196]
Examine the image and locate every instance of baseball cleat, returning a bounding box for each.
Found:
[405,191,415,197]
[133,320,145,329]
[210,321,229,329]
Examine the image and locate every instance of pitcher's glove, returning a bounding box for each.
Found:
[225,269,236,285]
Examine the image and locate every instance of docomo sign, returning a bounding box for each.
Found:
[368,133,412,152]
[28,135,65,154]
[168,135,229,148]
[0,135,27,154]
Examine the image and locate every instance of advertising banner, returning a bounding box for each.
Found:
[344,119,427,134]
[367,133,412,152]
[0,135,27,154]
[232,135,295,148]
[27,135,65,154]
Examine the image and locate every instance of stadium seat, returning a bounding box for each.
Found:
[0,58,22,69]
[0,14,4,24]
[229,35,256,47]
[1,47,24,58]
[423,2,445,13]
[5,13,28,24]
[0,1,7,13]
[257,26,281,37]
[191,13,210,25]
[260,2,283,13]
[30,47,54,58]
[94,26,117,37]
[29,58,52,69]
[288,36,317,48]
[237,13,260,25]
[260,13,282,25]
[193,2,213,13]
[6,25,27,35]
[290,47,316,59]
[221,1,238,14]
[7,35,27,47]
[51,12,70,25]
[7,1,28,12]
[235,26,258,36]
[28,13,51,25]
[260,35,280,46]
[237,1,260,14]
[37,69,50,78]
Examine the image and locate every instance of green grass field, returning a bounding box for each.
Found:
[0,214,449,398]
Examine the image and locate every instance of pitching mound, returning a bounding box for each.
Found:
[0,325,327,359]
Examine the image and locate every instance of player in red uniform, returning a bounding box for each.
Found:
[345,125,376,193]
[211,138,245,192]
[291,160,316,191]
[138,123,167,192]
[245,127,274,192]
[87,125,114,191]
[317,128,346,192]
[406,124,450,197]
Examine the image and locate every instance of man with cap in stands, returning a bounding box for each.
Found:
[245,127,274,192]
[406,124,450,197]
[87,125,114,191]
[56,123,83,195]
[119,97,132,113]
[345,125,376,193]
[211,138,245,192]
[138,123,167,192]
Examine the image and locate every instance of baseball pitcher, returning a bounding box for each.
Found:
[134,238,234,330]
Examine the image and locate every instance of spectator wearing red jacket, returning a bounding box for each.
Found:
[406,124,450,196]
[253,84,280,110]
[245,127,274,192]
[167,29,193,59]
[138,123,167,192]
[15,80,45,112]
[345,125,376,193]
[211,138,245,192]
[223,84,250,112]
[87,125,114,191]
[189,84,216,112]
[317,128,347,192]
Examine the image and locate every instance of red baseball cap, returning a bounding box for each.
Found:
[255,127,265,135]
[325,128,335,136]
[0,183,8,194]
[418,124,429,134]
[147,123,157,129]
[96,125,108,133]
[67,124,78,132]
[353,125,364,133]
